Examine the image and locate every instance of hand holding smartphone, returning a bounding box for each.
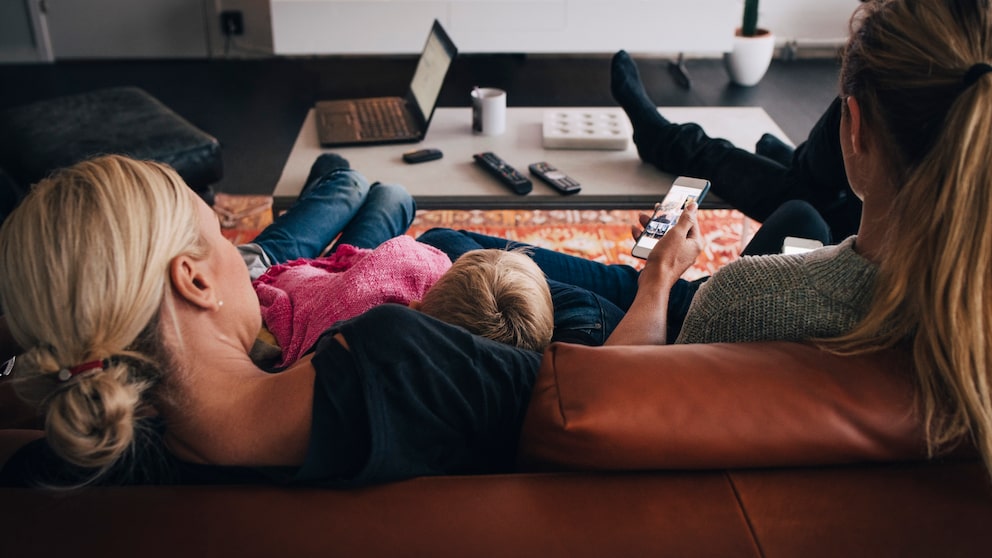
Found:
[631,176,711,259]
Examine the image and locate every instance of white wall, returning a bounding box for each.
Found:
[271,0,738,55]
[759,0,861,46]
[45,0,209,59]
[0,0,862,62]
[271,0,863,55]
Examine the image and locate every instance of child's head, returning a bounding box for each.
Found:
[418,248,554,352]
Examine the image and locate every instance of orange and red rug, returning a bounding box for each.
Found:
[216,194,759,280]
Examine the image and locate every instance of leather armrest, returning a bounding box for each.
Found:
[518,341,930,471]
[0,87,222,193]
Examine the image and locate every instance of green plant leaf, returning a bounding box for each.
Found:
[742,0,759,37]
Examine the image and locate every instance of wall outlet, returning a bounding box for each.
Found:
[220,11,244,36]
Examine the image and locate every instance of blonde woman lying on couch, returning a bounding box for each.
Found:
[0,154,548,488]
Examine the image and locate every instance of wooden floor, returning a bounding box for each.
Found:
[0,54,841,196]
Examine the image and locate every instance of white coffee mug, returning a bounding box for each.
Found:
[471,87,507,136]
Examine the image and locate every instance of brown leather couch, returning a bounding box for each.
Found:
[2,341,991,557]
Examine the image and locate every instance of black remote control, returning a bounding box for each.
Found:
[473,152,532,195]
[529,162,581,195]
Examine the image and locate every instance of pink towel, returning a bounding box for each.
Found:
[254,235,452,366]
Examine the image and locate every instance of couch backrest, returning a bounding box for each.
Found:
[518,341,948,471]
[3,341,961,473]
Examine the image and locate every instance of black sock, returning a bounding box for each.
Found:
[610,50,671,161]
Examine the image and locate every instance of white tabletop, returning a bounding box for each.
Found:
[273,106,792,210]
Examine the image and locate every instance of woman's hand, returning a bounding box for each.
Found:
[605,203,702,346]
[636,202,702,292]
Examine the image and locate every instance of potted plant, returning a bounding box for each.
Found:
[724,0,776,86]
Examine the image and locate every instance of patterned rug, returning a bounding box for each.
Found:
[216,194,759,280]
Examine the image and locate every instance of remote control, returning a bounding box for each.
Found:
[402,148,443,164]
[473,152,532,195]
[529,162,581,195]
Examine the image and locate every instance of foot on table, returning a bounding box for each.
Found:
[300,153,351,199]
[610,51,674,162]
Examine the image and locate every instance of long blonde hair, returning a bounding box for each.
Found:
[826,0,992,475]
[0,155,206,484]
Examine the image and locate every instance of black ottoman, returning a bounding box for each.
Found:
[0,86,222,205]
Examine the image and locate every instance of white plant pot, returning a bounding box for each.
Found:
[723,28,775,87]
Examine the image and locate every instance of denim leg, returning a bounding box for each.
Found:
[332,183,417,251]
[415,227,491,260]
[548,280,626,346]
[416,228,642,311]
[252,168,371,264]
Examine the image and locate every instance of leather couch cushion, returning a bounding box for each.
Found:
[519,341,934,471]
[2,462,990,557]
[0,86,222,194]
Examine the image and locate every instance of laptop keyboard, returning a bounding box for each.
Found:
[356,99,414,139]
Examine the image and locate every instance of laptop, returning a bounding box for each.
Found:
[314,20,458,147]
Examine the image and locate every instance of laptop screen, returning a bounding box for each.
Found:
[409,21,457,121]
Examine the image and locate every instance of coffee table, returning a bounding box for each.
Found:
[273,107,792,211]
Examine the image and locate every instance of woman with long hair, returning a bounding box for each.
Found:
[610,0,992,477]
[0,155,540,487]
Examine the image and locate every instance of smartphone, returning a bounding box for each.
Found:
[631,176,711,259]
[782,236,823,255]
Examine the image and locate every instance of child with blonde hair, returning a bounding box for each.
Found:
[254,238,553,367]
[416,248,554,353]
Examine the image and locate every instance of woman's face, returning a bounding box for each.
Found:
[194,196,262,348]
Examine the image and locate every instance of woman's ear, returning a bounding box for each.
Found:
[169,255,219,311]
[846,95,865,155]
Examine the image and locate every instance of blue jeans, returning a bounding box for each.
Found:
[249,166,415,265]
[416,228,703,345]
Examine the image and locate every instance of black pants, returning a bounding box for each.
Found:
[638,97,861,240]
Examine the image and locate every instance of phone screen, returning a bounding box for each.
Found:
[631,178,710,259]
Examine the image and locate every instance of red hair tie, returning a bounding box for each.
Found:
[57,359,108,382]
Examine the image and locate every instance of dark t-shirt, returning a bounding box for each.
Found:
[291,304,542,486]
[0,305,541,487]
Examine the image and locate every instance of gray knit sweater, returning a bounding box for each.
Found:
[675,236,878,344]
